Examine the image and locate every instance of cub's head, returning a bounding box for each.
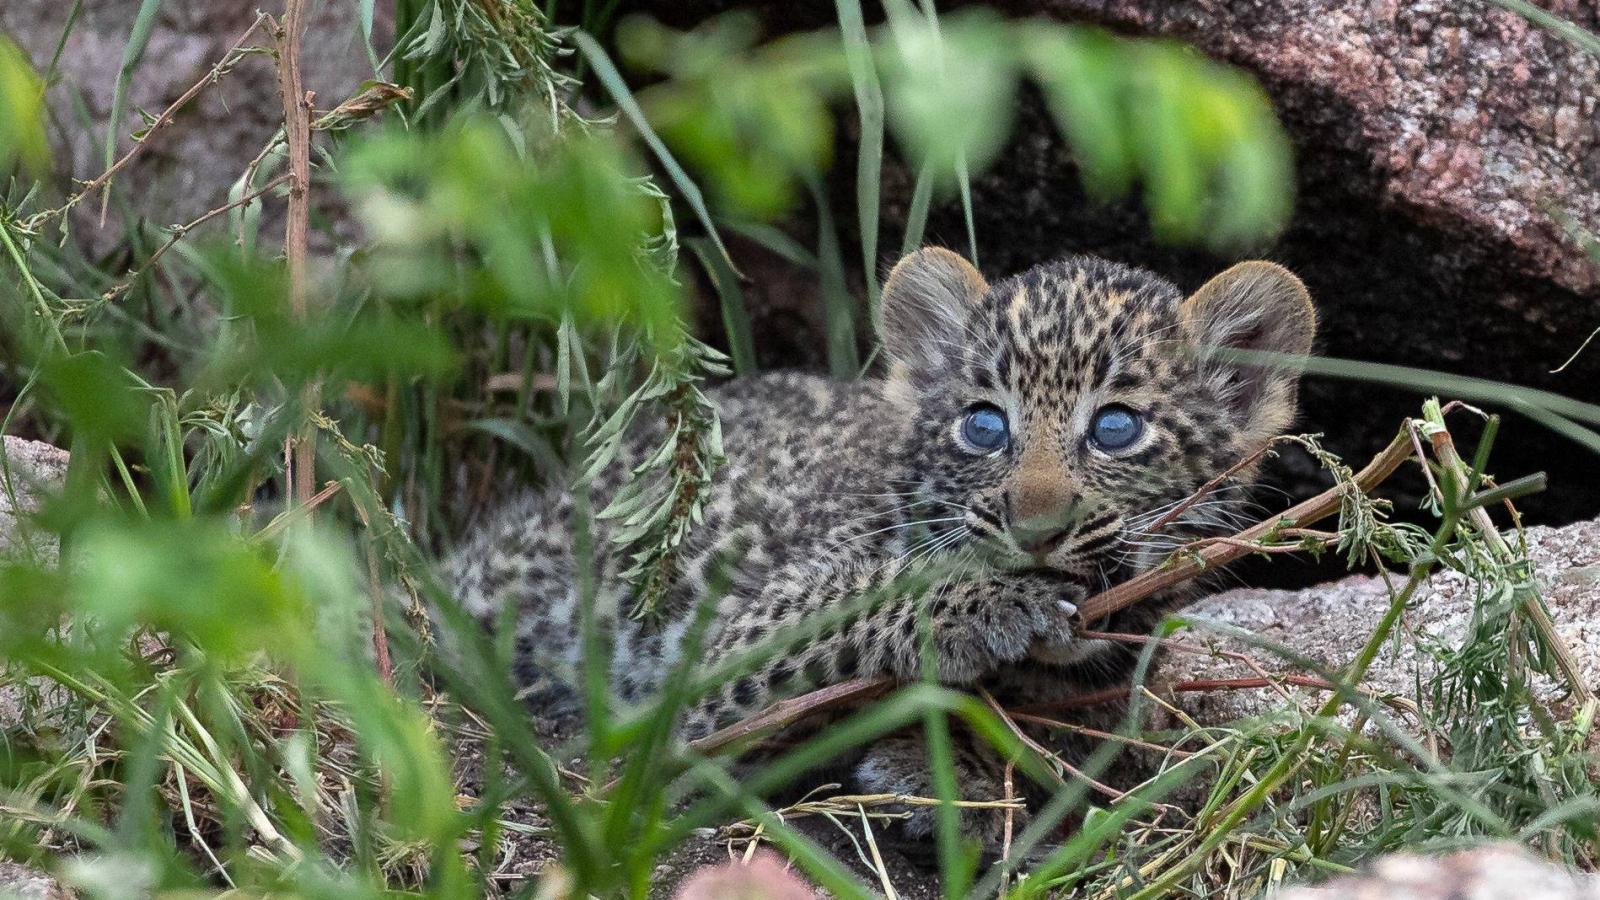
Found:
[876,247,1315,584]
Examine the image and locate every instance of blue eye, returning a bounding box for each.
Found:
[960,405,1009,451]
[1090,405,1143,450]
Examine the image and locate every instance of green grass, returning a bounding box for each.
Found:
[2,2,1600,898]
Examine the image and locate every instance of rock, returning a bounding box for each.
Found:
[0,861,71,900]
[1001,0,1600,293]
[0,437,68,730]
[1270,843,1600,899]
[0,436,69,566]
[1160,514,1600,727]
[0,0,388,257]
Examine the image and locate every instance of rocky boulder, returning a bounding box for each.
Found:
[1165,513,1600,725]
[0,436,68,566]
[0,0,385,258]
[1271,843,1600,899]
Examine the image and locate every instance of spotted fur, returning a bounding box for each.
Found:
[447,248,1315,844]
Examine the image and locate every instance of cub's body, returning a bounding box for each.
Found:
[447,250,1315,842]
[451,372,923,707]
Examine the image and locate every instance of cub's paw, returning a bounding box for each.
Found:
[852,734,1025,854]
[992,571,1091,667]
[927,573,1085,682]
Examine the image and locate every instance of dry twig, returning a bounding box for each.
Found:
[22,14,270,232]
[1075,428,1415,623]
[275,0,319,511]
[1144,439,1278,534]
[351,496,395,685]
[978,688,1132,805]
[253,479,342,541]
[686,678,896,758]
[100,174,292,302]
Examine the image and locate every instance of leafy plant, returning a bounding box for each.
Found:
[619,10,1293,252]
[0,34,47,175]
[3,3,1600,899]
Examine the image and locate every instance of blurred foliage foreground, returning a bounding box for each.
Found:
[0,3,1597,899]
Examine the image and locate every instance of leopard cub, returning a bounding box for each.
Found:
[448,248,1315,843]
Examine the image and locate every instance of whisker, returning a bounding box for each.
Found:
[905,527,968,567]
[831,516,966,551]
[829,501,945,531]
[899,523,967,563]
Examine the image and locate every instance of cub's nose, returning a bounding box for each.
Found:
[1009,464,1077,556]
[1007,442,1079,556]
[1011,519,1072,555]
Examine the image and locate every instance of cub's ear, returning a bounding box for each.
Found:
[1181,261,1316,441]
[876,247,987,374]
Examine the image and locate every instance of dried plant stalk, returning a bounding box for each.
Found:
[1074,428,1415,622]
[276,0,318,510]
[687,677,896,758]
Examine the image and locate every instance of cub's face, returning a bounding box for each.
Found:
[877,249,1316,587]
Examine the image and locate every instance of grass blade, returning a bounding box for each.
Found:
[955,155,978,269]
[102,0,163,213]
[917,593,973,898]
[44,0,86,88]
[900,159,935,257]
[1280,353,1600,433]
[807,173,862,379]
[836,0,886,321]
[688,237,757,375]
[573,31,741,278]
[357,0,381,73]
[720,219,821,270]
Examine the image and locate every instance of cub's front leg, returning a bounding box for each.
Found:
[680,561,1086,739]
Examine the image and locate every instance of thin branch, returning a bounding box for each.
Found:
[1144,439,1278,535]
[1076,428,1417,623]
[22,14,269,232]
[1424,414,1592,704]
[276,0,318,510]
[978,687,1136,806]
[1166,535,1322,557]
[1003,712,1196,758]
[1000,759,1015,880]
[686,678,896,758]
[100,173,291,302]
[253,479,342,542]
[1551,323,1600,374]
[351,498,395,686]
[1073,629,1425,724]
[1080,629,1299,707]
[1023,675,1414,719]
